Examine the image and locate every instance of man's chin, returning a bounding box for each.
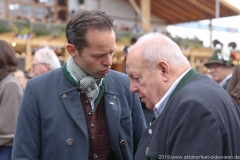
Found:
[145,104,155,110]
[91,73,106,79]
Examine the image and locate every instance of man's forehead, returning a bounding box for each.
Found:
[126,59,145,75]
[127,46,141,60]
[126,54,139,69]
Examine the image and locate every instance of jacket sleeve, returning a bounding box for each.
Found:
[12,80,40,159]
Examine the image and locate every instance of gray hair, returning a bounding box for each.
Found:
[34,47,61,70]
[129,32,189,69]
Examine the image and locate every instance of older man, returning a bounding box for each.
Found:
[126,32,240,160]
[204,40,237,89]
[31,47,61,77]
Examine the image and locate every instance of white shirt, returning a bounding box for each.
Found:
[153,68,191,118]
[219,74,232,87]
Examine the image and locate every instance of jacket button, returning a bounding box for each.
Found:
[67,138,73,146]
[62,94,67,98]
[148,129,152,134]
[113,95,117,99]
[94,154,98,159]
[120,140,126,146]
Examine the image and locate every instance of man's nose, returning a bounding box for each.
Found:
[103,54,112,66]
[129,83,138,93]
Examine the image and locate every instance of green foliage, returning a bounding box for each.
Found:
[0,24,12,33]
[11,25,19,34]
[20,27,30,35]
[34,29,50,36]
[171,37,203,48]
[119,36,130,43]
[52,30,65,38]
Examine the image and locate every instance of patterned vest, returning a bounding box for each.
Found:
[78,88,115,160]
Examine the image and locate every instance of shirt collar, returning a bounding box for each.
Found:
[153,68,191,118]
[219,74,232,86]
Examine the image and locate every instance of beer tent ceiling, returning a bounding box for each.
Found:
[126,0,240,25]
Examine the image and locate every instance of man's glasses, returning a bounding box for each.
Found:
[32,63,47,68]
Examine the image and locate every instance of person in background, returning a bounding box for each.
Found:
[204,39,237,89]
[31,47,61,77]
[0,40,23,160]
[126,32,240,159]
[14,69,29,90]
[227,64,240,108]
[12,9,146,160]
[121,37,138,60]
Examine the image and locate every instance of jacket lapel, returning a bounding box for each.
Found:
[59,87,88,140]
[167,68,199,105]
[152,68,199,123]
[104,91,121,152]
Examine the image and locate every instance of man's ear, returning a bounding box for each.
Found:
[157,60,170,82]
[45,63,50,71]
[66,44,78,58]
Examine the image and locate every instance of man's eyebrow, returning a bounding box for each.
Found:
[90,46,116,55]
[99,48,116,54]
[110,48,116,53]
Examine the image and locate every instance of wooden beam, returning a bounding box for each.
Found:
[201,0,235,16]
[151,5,177,24]
[219,0,240,14]
[128,0,150,31]
[25,38,32,71]
[159,1,192,21]
[152,0,213,24]
[140,0,150,32]
[189,0,215,16]
[169,0,208,20]
[152,2,181,23]
[128,0,142,17]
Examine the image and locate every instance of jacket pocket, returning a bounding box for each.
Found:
[120,110,131,125]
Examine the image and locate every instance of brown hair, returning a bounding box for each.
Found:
[0,40,18,72]
[66,9,114,53]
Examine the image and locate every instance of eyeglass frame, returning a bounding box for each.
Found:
[32,63,47,69]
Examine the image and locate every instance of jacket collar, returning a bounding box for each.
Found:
[152,68,199,123]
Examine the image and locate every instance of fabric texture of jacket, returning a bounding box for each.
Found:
[0,73,23,146]
[135,69,240,160]
[227,64,240,108]
[12,67,146,160]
